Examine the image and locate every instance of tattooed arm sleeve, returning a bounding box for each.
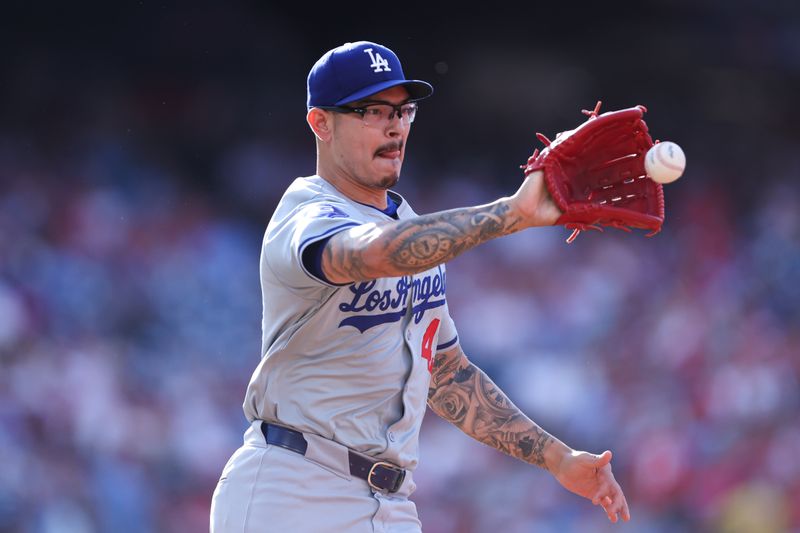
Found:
[321,199,522,284]
[427,344,572,472]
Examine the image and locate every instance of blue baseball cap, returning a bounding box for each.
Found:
[307,41,433,109]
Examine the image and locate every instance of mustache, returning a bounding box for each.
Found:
[374,142,403,157]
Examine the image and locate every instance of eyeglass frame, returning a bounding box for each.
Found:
[316,100,419,127]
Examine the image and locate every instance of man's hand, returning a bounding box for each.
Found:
[552,449,631,523]
[507,170,563,228]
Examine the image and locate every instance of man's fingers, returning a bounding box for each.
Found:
[595,488,629,523]
[605,489,631,523]
[591,490,612,506]
[611,484,631,522]
[590,480,612,503]
[595,450,612,468]
[615,487,631,522]
[621,497,631,522]
[597,498,617,523]
[589,464,631,523]
[596,496,631,523]
[587,452,630,523]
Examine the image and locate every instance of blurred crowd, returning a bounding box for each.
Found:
[2,2,800,532]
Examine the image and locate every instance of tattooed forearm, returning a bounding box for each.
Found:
[385,202,519,272]
[427,348,557,470]
[323,199,523,283]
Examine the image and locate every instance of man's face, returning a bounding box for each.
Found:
[329,85,412,190]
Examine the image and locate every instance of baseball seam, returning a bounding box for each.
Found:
[654,144,683,173]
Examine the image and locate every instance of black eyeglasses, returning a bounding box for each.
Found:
[319,101,418,127]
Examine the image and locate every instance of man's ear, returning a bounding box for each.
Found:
[307,108,333,142]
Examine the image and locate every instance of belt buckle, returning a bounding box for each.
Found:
[367,461,404,493]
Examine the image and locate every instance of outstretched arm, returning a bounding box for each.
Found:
[321,170,561,284]
[427,344,631,524]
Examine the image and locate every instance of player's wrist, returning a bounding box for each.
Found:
[542,438,573,474]
[507,170,561,229]
[502,195,537,230]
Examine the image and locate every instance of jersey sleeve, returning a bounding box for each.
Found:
[436,299,460,352]
[263,199,362,290]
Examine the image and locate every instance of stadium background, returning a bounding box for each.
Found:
[1,2,798,532]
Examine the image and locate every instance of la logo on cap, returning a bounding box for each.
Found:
[306,41,433,108]
[364,48,391,73]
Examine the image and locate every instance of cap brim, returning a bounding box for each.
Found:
[336,79,433,105]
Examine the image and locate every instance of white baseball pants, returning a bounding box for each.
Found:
[210,420,421,533]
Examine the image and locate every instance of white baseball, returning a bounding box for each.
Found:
[645,141,686,184]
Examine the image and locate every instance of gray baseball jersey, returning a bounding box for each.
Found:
[242,175,459,470]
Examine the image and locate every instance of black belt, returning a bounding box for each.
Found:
[261,422,406,494]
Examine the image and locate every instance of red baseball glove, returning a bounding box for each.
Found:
[522,102,665,243]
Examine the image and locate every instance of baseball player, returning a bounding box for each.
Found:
[210,41,630,532]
